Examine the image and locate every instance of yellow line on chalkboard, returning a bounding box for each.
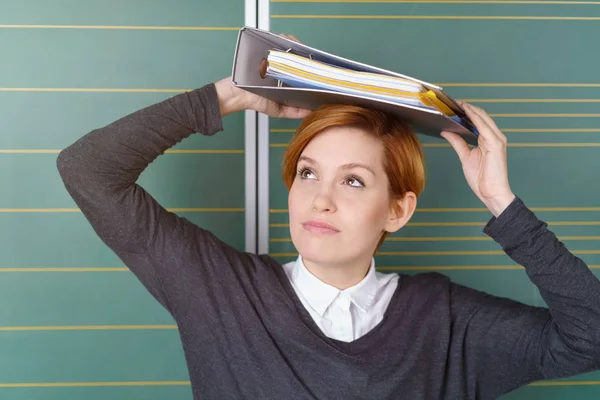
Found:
[441,83,600,87]
[271,249,600,256]
[168,207,245,212]
[423,143,600,147]
[270,221,600,227]
[272,0,600,4]
[272,128,600,133]
[0,88,188,93]
[0,208,244,213]
[5,85,600,93]
[414,221,600,226]
[166,149,244,154]
[270,142,600,148]
[502,143,600,146]
[0,380,594,388]
[0,325,177,331]
[271,129,296,133]
[4,86,600,92]
[0,268,129,272]
[387,250,600,255]
[503,128,600,132]
[490,113,600,117]
[0,24,239,31]
[416,207,600,212]
[0,208,81,213]
[0,150,61,154]
[271,235,600,242]
[271,14,600,20]
[0,149,243,154]
[530,381,600,386]
[376,264,600,270]
[378,265,522,270]
[0,381,190,388]
[466,99,600,103]
[151,149,246,154]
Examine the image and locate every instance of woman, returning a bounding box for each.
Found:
[57,75,600,400]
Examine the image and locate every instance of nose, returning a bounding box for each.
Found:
[311,185,336,213]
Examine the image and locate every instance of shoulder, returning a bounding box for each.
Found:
[388,272,456,308]
[399,272,495,306]
[397,271,493,300]
[395,272,495,310]
[398,271,453,290]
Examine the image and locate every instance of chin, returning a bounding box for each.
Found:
[293,237,347,267]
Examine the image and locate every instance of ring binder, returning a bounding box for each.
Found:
[232,26,479,145]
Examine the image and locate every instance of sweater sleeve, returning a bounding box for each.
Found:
[56,83,235,313]
[450,196,600,399]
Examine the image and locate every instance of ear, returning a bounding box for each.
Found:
[384,191,417,233]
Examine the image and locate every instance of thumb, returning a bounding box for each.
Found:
[441,131,471,162]
[277,105,312,119]
[256,97,311,119]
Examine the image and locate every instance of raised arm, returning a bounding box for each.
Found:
[449,196,600,398]
[57,77,309,312]
[442,103,600,398]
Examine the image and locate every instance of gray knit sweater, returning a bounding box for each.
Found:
[57,83,600,400]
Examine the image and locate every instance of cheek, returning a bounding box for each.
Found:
[288,180,317,205]
[288,185,297,211]
[343,194,390,231]
[288,185,308,245]
[287,183,306,221]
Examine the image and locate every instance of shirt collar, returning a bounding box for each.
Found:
[290,255,379,316]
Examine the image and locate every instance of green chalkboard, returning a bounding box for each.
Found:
[1,0,244,398]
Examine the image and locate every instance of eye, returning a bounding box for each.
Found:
[297,166,316,180]
[344,174,365,188]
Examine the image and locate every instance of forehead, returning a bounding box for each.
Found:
[301,126,384,166]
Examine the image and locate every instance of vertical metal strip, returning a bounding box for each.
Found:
[244,110,257,254]
[244,0,258,253]
[257,0,271,255]
[257,115,270,255]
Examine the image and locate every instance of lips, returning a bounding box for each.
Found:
[302,220,340,235]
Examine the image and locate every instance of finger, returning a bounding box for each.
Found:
[440,131,471,162]
[461,103,501,146]
[279,33,302,44]
[287,34,302,43]
[261,99,311,119]
[279,106,311,119]
[463,103,507,144]
[457,100,504,145]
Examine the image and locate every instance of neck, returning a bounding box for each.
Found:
[302,256,372,290]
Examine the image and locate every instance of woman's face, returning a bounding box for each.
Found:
[288,125,403,268]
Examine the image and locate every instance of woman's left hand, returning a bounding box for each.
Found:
[440,101,516,217]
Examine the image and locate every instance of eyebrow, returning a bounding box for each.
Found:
[298,156,376,176]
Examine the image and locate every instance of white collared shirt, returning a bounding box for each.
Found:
[282,256,399,342]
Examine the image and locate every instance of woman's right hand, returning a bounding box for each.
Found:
[215,76,311,119]
[214,76,312,119]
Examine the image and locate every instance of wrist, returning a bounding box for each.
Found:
[214,77,247,116]
[484,193,516,217]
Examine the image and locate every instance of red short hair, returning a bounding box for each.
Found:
[282,104,426,249]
